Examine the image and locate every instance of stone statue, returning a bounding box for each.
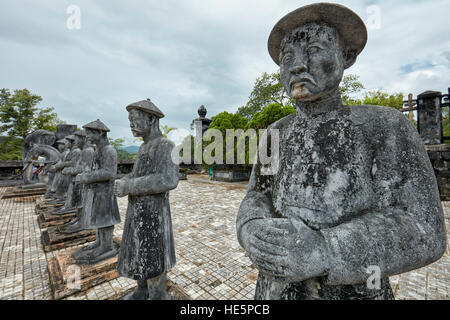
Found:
[52,133,83,214]
[236,3,447,300]
[48,139,71,200]
[72,119,121,264]
[21,130,56,185]
[59,130,95,234]
[48,138,74,204]
[115,99,179,300]
[24,143,62,198]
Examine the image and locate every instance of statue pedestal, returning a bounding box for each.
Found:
[38,208,77,228]
[47,239,121,299]
[35,198,64,212]
[1,186,46,199]
[41,226,96,252]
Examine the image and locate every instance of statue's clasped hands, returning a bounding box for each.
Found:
[114,179,127,198]
[242,217,330,282]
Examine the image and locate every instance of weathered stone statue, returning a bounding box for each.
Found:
[48,139,71,201]
[21,130,56,185]
[59,130,95,233]
[236,3,447,300]
[72,120,121,264]
[52,133,84,214]
[115,99,179,300]
[23,143,62,198]
[47,135,77,205]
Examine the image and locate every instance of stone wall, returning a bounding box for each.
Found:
[426,144,450,200]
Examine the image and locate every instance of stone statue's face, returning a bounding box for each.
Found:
[57,143,66,152]
[73,135,84,148]
[279,22,345,102]
[128,109,152,137]
[85,128,101,144]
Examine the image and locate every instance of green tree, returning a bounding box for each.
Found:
[340,74,365,105]
[0,88,62,139]
[108,137,135,161]
[0,136,22,160]
[247,103,296,130]
[362,90,404,110]
[0,88,64,160]
[209,111,248,134]
[237,71,293,120]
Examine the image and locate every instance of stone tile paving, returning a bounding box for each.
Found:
[0,177,449,300]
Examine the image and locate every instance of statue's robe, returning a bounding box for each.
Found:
[237,105,446,300]
[79,144,120,229]
[50,149,70,199]
[64,147,82,209]
[117,136,179,280]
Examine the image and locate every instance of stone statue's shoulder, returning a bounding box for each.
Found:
[157,136,176,150]
[104,144,117,155]
[345,104,413,130]
[267,113,296,131]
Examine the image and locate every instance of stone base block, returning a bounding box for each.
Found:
[1,186,46,199]
[41,225,96,252]
[47,239,121,300]
[35,198,64,215]
[38,208,77,229]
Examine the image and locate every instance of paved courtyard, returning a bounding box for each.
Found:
[0,175,449,300]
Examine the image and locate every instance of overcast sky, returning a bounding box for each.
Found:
[1,0,449,146]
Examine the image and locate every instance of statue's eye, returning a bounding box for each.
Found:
[307,46,322,54]
[282,53,294,64]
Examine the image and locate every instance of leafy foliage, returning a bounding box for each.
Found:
[236,72,293,120]
[209,111,248,133]
[108,137,135,161]
[247,103,296,130]
[340,74,365,105]
[362,90,404,110]
[0,88,62,139]
[0,136,22,160]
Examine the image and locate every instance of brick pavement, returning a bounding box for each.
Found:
[0,177,449,300]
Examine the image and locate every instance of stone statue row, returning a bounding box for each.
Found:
[25,3,447,300]
[28,99,178,300]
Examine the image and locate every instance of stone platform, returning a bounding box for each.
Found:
[0,176,449,300]
[1,185,46,199]
[47,238,121,299]
[38,209,77,229]
[41,226,96,252]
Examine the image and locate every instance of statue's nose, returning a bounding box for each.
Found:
[290,63,307,74]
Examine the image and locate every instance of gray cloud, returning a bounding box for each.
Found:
[1,0,449,146]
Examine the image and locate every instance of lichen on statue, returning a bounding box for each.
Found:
[236,3,447,300]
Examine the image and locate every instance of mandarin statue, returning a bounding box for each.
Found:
[115,99,179,300]
[236,3,447,300]
[72,120,121,264]
[59,129,95,234]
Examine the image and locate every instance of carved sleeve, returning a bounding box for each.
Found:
[320,110,447,285]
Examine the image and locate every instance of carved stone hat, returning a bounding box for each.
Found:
[126,98,165,119]
[82,119,110,132]
[74,129,86,137]
[65,135,76,141]
[267,2,367,66]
